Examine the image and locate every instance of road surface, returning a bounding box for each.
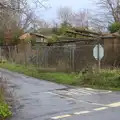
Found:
[0,68,120,120]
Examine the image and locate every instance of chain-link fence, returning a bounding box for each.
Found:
[0,44,120,72]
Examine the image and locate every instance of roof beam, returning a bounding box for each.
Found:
[66,30,98,38]
[73,28,102,36]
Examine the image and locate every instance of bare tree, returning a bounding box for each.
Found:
[97,0,120,23]
[89,0,120,32]
[89,16,108,32]
[0,0,49,44]
[0,0,48,30]
[71,9,89,28]
[29,19,51,32]
[58,7,73,24]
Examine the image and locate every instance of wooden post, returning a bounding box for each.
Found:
[70,47,72,71]
[37,47,39,68]
[14,46,17,63]
[24,44,27,66]
[72,47,75,72]
[8,46,11,61]
[0,47,2,62]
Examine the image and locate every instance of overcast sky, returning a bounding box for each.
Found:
[40,0,96,21]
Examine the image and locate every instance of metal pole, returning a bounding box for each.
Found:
[97,44,101,71]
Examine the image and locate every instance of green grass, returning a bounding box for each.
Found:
[0,82,12,119]
[77,69,120,90]
[0,102,12,119]
[0,63,120,91]
[0,63,78,85]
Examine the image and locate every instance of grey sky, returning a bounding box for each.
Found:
[41,0,95,21]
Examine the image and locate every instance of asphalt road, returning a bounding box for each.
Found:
[0,69,120,120]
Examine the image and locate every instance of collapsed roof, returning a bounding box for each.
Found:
[66,28,120,39]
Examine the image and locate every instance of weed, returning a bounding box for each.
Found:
[0,77,12,119]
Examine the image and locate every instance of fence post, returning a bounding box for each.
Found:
[8,46,11,62]
[14,45,17,63]
[46,46,49,68]
[0,47,1,61]
[24,44,27,66]
[10,47,12,63]
[72,47,75,72]
[37,47,39,68]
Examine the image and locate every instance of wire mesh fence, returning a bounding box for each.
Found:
[0,44,120,72]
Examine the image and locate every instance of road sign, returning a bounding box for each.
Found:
[93,44,104,60]
[93,44,104,70]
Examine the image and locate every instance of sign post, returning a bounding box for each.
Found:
[93,44,104,70]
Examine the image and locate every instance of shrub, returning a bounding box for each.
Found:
[77,69,120,89]
[51,34,59,42]
[108,22,120,33]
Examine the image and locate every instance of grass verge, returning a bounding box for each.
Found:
[0,63,120,91]
[0,78,12,120]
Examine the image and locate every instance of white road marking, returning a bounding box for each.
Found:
[51,111,91,120]
[74,111,90,115]
[85,88,112,94]
[51,101,120,120]
[85,88,94,91]
[54,88,112,99]
[46,92,107,107]
[94,107,108,111]
[49,87,120,120]
[107,102,120,107]
[51,114,71,119]
[70,89,94,95]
